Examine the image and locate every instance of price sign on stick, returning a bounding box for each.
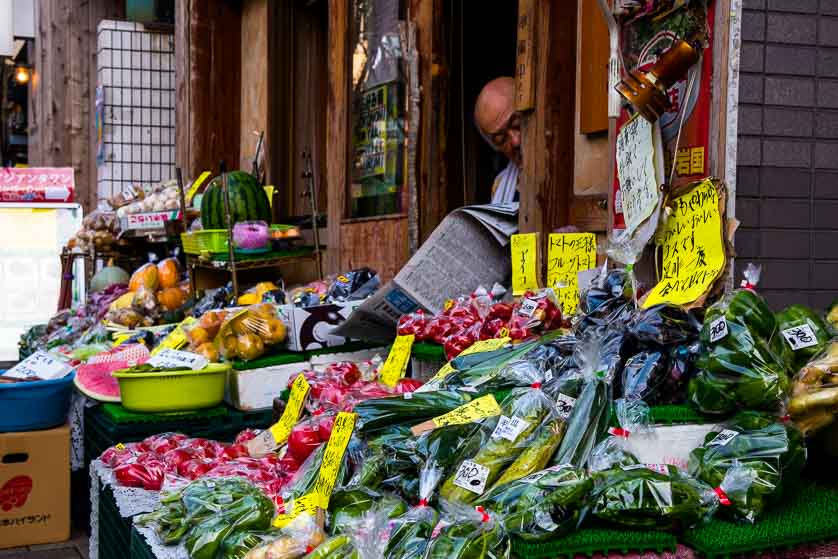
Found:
[643,179,726,308]
[546,233,597,315]
[411,394,502,435]
[247,374,310,457]
[379,334,415,387]
[511,233,541,296]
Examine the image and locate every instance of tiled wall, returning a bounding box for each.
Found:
[96,20,175,206]
[736,0,838,309]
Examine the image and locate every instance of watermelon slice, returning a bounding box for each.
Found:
[74,361,126,402]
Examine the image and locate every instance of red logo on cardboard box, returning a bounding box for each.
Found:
[0,476,33,512]
[0,167,75,203]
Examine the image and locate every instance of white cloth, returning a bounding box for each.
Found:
[490,161,519,204]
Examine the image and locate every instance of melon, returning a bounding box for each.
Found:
[90,263,130,292]
[200,171,271,229]
[74,361,125,402]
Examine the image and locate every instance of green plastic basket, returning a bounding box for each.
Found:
[180,229,228,255]
[112,363,230,413]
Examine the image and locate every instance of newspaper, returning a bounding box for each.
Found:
[334,204,518,343]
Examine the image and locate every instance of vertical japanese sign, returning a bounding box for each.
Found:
[546,233,597,315]
[510,233,541,296]
[643,178,725,308]
[616,115,661,235]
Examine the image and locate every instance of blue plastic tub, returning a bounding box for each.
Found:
[0,370,76,432]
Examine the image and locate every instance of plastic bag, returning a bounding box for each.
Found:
[327,268,380,303]
[354,391,471,434]
[689,272,790,415]
[627,304,700,347]
[776,304,832,370]
[789,340,838,435]
[475,464,592,542]
[215,303,287,361]
[327,488,407,536]
[423,502,510,559]
[507,289,564,341]
[621,350,673,404]
[439,368,563,504]
[244,511,327,559]
[549,327,623,468]
[688,411,806,523]
[591,461,720,530]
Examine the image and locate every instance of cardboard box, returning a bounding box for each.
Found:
[226,362,311,411]
[277,300,363,352]
[0,424,70,549]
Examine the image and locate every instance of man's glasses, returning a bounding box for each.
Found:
[489,112,521,149]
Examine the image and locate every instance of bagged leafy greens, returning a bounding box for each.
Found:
[688,411,806,522]
[423,502,510,559]
[689,267,790,414]
[474,464,592,542]
[789,340,838,436]
[353,391,471,434]
[383,451,442,559]
[776,304,832,370]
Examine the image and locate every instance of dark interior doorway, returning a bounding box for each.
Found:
[444,0,519,208]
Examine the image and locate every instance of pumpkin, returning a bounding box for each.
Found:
[129,263,159,291]
[157,258,180,289]
[158,287,187,311]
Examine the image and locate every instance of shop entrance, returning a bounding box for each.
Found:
[443,0,519,208]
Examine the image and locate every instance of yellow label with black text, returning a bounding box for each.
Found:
[379,335,415,388]
[430,337,511,383]
[431,394,501,428]
[272,493,320,528]
[185,171,211,204]
[268,375,310,444]
[311,412,356,508]
[150,317,197,355]
[511,233,541,296]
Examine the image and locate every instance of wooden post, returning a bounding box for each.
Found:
[326,0,349,274]
[519,0,577,234]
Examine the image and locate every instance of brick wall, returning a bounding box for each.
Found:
[736,0,838,310]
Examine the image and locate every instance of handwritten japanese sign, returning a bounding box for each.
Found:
[379,334,415,388]
[510,233,541,296]
[431,395,502,428]
[546,233,597,315]
[643,179,726,308]
[616,115,660,234]
[247,374,310,458]
[781,324,819,351]
[123,210,183,231]
[147,348,208,370]
[0,167,75,203]
[311,412,356,507]
[6,351,72,381]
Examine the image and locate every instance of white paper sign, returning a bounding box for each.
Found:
[519,297,538,318]
[453,460,491,495]
[6,351,73,381]
[709,316,729,343]
[708,429,738,447]
[491,415,531,442]
[147,348,208,370]
[782,324,819,351]
[555,393,577,419]
[616,115,660,234]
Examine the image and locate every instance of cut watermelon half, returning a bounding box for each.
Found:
[74,360,125,402]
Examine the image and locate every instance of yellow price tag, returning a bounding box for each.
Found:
[429,337,511,383]
[263,185,275,208]
[272,492,320,528]
[643,178,725,308]
[311,412,356,508]
[546,233,597,315]
[115,443,126,451]
[379,335,415,388]
[112,333,133,347]
[185,171,211,205]
[431,394,501,428]
[150,317,196,356]
[510,233,541,296]
[268,375,311,444]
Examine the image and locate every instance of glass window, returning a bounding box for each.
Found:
[348,0,406,218]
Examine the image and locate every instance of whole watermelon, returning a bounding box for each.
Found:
[200,171,272,229]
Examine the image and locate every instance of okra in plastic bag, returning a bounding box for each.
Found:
[689,266,790,414]
[789,340,838,435]
[423,503,510,559]
[688,411,806,523]
[474,464,592,542]
[439,368,564,504]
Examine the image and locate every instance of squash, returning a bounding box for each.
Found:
[158,286,187,311]
[129,263,159,291]
[157,258,180,289]
[90,260,129,292]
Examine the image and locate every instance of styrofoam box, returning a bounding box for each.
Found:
[226,362,310,411]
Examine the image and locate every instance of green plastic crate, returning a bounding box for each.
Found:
[97,482,132,559]
[130,525,157,559]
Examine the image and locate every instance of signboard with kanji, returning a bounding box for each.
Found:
[0,167,75,203]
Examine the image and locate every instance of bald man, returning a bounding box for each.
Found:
[474,77,521,205]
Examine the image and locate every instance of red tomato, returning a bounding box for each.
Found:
[287,425,321,463]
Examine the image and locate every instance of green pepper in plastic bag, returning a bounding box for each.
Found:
[475,464,592,542]
[776,304,832,369]
[688,412,806,523]
[591,463,720,530]
[327,488,406,536]
[424,503,510,559]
